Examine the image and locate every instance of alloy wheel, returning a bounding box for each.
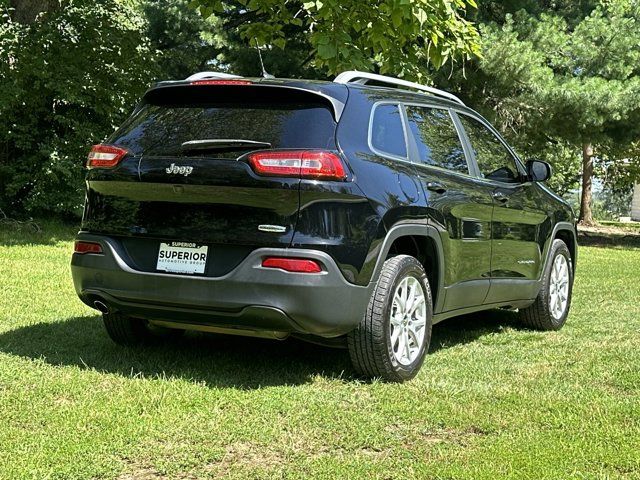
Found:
[389,276,427,365]
[549,254,570,320]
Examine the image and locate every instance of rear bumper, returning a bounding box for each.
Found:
[71,234,371,337]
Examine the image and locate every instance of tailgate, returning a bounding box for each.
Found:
[81,83,341,275]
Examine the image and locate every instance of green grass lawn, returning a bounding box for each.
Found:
[0,221,638,479]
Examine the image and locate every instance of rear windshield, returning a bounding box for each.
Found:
[109,101,337,157]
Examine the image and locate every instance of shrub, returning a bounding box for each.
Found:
[0,0,157,218]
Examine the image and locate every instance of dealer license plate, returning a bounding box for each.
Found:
[156,242,208,275]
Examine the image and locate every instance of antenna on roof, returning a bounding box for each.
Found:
[254,38,275,79]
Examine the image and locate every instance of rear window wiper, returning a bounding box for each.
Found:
[181,139,272,152]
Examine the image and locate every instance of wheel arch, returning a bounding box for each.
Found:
[537,221,577,284]
[370,224,445,313]
[553,224,577,271]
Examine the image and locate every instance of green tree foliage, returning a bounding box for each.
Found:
[475,0,598,25]
[4,0,639,225]
[446,0,640,224]
[139,0,222,80]
[594,140,640,218]
[191,0,482,80]
[216,21,324,79]
[135,0,321,80]
[0,0,157,217]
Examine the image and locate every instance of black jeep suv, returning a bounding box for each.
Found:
[71,71,577,382]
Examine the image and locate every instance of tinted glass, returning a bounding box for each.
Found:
[370,104,407,158]
[405,106,468,174]
[110,103,336,156]
[458,115,520,183]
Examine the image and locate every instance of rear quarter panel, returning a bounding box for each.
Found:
[320,88,432,285]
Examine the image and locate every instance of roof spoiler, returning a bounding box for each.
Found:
[141,75,347,121]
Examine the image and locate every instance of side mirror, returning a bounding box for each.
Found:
[526,160,552,182]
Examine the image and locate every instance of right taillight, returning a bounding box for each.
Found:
[87,144,128,169]
[247,150,347,180]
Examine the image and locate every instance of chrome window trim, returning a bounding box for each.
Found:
[366,98,529,187]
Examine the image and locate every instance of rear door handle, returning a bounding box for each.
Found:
[492,191,509,203]
[426,182,447,194]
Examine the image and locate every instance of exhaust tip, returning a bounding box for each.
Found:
[93,300,110,314]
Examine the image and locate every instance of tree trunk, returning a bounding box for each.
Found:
[9,0,58,24]
[579,142,595,226]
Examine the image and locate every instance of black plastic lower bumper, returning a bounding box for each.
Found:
[71,234,371,337]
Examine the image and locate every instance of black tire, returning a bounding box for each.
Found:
[102,312,151,346]
[519,239,573,331]
[102,313,183,346]
[348,255,433,382]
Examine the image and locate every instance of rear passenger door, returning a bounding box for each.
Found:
[403,105,494,312]
[455,113,549,304]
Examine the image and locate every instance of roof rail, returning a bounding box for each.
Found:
[333,70,465,106]
[186,71,243,81]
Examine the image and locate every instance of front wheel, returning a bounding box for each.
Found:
[519,239,574,331]
[348,255,433,382]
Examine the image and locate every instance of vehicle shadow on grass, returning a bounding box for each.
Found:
[430,308,524,353]
[0,310,523,388]
[0,315,355,388]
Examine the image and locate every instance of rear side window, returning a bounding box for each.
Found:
[370,104,407,158]
[405,106,469,174]
[110,98,337,156]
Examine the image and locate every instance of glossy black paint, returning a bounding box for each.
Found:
[291,180,376,284]
[84,156,300,247]
[334,85,575,312]
[82,86,343,265]
[415,166,494,309]
[79,77,577,321]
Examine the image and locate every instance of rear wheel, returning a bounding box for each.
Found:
[348,255,433,382]
[519,239,573,331]
[102,313,183,346]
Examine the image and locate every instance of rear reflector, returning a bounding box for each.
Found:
[87,144,128,169]
[262,257,323,273]
[190,79,252,86]
[248,150,347,180]
[74,241,103,255]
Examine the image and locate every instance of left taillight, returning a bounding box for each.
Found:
[86,144,128,169]
[74,241,103,255]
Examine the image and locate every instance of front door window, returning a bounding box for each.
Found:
[458,115,521,183]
